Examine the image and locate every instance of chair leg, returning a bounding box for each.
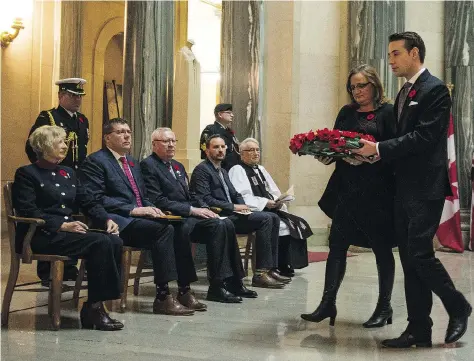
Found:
[133,251,145,296]
[1,255,20,327]
[243,235,252,277]
[250,235,257,275]
[73,259,86,307]
[50,261,64,330]
[120,249,132,312]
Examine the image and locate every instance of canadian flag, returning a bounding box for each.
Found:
[436,114,464,252]
[470,153,474,251]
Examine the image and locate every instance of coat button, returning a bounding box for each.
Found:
[40,183,44,187]
[52,172,56,176]
[61,205,65,208]
[61,192,65,196]
[55,184,60,187]
[72,185,76,187]
[64,216,69,220]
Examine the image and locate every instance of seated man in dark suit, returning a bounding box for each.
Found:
[190,135,290,289]
[79,118,200,316]
[141,127,257,303]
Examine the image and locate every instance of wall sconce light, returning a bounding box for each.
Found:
[1,18,24,48]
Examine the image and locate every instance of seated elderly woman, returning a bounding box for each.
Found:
[228,138,311,278]
[13,125,123,331]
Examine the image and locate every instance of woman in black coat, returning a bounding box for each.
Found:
[301,65,397,328]
[14,125,124,331]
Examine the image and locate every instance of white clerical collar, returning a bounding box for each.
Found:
[407,68,426,85]
[107,147,127,161]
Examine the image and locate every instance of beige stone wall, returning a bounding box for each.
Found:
[405,1,444,79]
[262,1,349,238]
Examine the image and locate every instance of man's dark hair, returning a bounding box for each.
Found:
[389,31,426,63]
[206,134,225,149]
[103,118,129,134]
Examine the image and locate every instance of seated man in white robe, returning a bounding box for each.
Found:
[229,138,311,277]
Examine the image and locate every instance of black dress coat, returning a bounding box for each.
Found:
[318,102,397,249]
[199,121,240,171]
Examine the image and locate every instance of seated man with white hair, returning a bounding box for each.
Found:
[229,138,311,277]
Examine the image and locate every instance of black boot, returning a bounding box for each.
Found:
[301,257,346,325]
[363,261,394,328]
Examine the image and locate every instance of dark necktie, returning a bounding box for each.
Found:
[218,168,232,203]
[397,82,412,119]
[119,156,143,207]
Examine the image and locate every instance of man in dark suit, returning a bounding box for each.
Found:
[199,103,240,171]
[26,78,90,284]
[141,127,257,303]
[190,135,290,289]
[79,118,201,316]
[355,31,471,347]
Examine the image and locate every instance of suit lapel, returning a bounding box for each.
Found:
[153,155,188,198]
[171,161,190,199]
[205,160,226,188]
[103,149,134,192]
[398,70,430,132]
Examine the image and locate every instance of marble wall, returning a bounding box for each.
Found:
[123,1,174,159]
[220,0,260,141]
[349,0,404,101]
[60,1,83,78]
[445,1,474,247]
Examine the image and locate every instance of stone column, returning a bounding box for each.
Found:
[123,1,174,159]
[445,1,474,248]
[220,0,260,141]
[60,1,83,78]
[348,1,405,100]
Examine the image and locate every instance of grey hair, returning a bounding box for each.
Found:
[239,137,259,152]
[151,127,173,141]
[29,125,67,158]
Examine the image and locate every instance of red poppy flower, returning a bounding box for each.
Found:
[79,117,84,123]
[173,164,180,171]
[228,128,235,135]
[408,89,416,98]
[367,114,375,120]
[128,161,135,167]
[59,169,68,177]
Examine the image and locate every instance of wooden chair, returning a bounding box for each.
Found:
[1,182,84,330]
[239,233,256,276]
[119,248,153,312]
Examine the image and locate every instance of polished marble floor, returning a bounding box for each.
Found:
[1,240,473,361]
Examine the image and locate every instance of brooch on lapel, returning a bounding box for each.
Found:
[173,164,181,177]
[366,113,375,121]
[59,169,69,178]
[79,117,84,123]
[128,161,135,167]
[408,89,417,98]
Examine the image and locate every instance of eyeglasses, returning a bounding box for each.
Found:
[153,139,178,145]
[109,129,132,135]
[242,148,260,153]
[349,82,371,92]
[220,111,233,115]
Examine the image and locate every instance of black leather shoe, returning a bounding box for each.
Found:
[278,265,295,278]
[445,303,472,344]
[382,330,432,348]
[80,302,124,331]
[224,280,258,298]
[206,285,242,303]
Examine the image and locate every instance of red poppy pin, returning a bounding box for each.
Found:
[408,89,417,98]
[78,117,84,123]
[173,164,180,171]
[59,169,68,178]
[228,128,235,135]
[128,161,135,167]
[367,114,375,121]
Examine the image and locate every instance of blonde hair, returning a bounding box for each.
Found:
[29,125,66,158]
[239,137,259,152]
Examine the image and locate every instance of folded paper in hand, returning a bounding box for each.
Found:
[276,185,295,202]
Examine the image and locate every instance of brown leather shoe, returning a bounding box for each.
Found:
[269,269,291,284]
[153,295,195,316]
[177,291,207,311]
[252,273,285,289]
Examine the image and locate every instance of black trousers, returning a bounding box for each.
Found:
[31,230,122,303]
[395,198,463,335]
[120,218,186,285]
[230,211,280,269]
[181,217,245,282]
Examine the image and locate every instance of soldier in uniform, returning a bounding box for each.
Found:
[25,78,89,284]
[199,103,240,171]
